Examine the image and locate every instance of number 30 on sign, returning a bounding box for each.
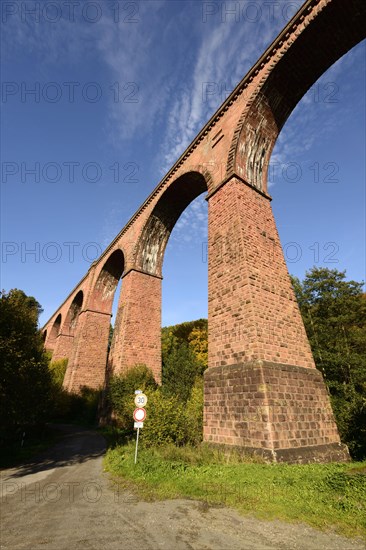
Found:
[134,393,148,407]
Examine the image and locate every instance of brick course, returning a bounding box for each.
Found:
[204,361,349,462]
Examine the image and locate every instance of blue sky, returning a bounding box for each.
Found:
[1,0,365,328]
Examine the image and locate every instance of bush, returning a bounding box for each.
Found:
[141,379,203,448]
[184,378,204,446]
[108,364,158,429]
[141,389,186,447]
[46,356,100,425]
[49,385,101,426]
[49,358,68,388]
[162,343,201,402]
[107,363,204,447]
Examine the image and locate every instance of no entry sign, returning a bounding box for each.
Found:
[133,408,146,422]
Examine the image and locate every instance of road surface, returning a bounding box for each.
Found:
[1,425,364,550]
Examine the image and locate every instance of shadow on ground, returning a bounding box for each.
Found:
[6,424,106,478]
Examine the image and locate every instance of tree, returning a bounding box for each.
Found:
[188,325,208,374]
[162,343,201,402]
[291,268,366,459]
[0,289,52,429]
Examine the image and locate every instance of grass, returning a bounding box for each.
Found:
[104,441,366,540]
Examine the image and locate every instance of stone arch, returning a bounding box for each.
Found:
[91,249,125,312]
[51,291,84,367]
[135,171,209,277]
[46,313,62,352]
[228,0,366,193]
[63,290,84,335]
[42,330,47,342]
[49,313,61,341]
[64,249,125,392]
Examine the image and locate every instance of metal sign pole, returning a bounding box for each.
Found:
[134,427,140,464]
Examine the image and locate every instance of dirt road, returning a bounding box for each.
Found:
[1,426,364,550]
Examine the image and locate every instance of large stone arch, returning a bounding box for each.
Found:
[135,171,209,277]
[52,290,84,385]
[65,249,125,392]
[228,0,366,193]
[46,313,62,353]
[90,249,125,312]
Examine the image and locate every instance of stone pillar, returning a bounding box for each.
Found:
[51,333,74,364]
[204,175,349,463]
[108,269,162,383]
[65,309,111,392]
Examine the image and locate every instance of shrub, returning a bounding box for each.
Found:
[107,363,205,447]
[184,378,204,446]
[162,343,200,402]
[140,379,203,448]
[108,364,158,429]
[50,386,101,426]
[141,389,186,447]
[49,358,68,388]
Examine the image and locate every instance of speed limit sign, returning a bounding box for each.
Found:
[134,393,148,408]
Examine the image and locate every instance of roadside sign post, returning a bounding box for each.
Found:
[134,425,140,465]
[133,390,147,465]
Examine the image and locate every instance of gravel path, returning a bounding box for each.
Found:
[1,425,364,550]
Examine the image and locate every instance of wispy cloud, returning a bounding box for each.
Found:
[159,1,302,172]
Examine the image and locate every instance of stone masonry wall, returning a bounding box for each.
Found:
[208,176,314,369]
[204,361,349,462]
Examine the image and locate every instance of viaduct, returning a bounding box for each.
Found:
[43,0,365,462]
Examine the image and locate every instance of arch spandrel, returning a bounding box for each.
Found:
[228,0,366,194]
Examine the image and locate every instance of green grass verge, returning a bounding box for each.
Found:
[104,442,366,539]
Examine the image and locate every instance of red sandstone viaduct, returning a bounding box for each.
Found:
[43,0,365,462]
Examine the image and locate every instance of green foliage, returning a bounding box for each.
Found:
[107,364,204,447]
[141,379,204,447]
[141,389,187,446]
[108,324,114,351]
[108,364,158,429]
[183,378,204,446]
[162,343,201,402]
[0,289,53,429]
[188,326,208,373]
[162,319,208,373]
[49,385,101,426]
[48,358,68,388]
[46,356,100,426]
[292,268,366,459]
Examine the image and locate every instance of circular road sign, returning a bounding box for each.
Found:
[134,393,148,408]
[133,408,146,422]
